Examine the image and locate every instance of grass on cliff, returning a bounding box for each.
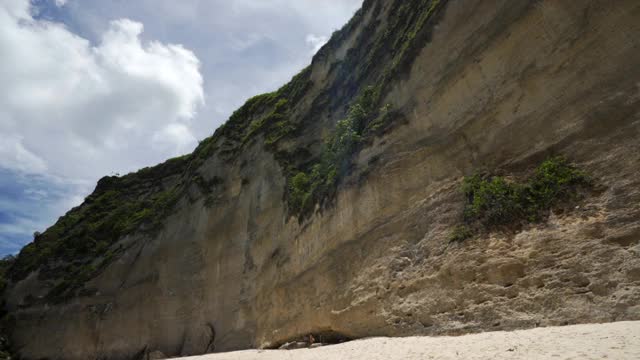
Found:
[451,157,591,241]
[286,0,445,219]
[8,156,189,303]
[192,66,312,165]
[287,87,396,216]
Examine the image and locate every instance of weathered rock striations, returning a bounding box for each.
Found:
[3,0,640,359]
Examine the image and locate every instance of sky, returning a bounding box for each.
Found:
[0,0,362,256]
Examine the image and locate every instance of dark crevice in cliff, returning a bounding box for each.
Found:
[205,323,216,353]
[269,330,353,350]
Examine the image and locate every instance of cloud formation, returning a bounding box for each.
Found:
[0,0,205,255]
[0,0,204,181]
[306,34,329,54]
[60,0,362,136]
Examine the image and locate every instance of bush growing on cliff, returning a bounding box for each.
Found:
[287,87,380,218]
[458,157,590,233]
[289,172,313,214]
[462,175,524,226]
[449,225,473,242]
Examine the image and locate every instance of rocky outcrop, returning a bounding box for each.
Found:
[4,0,640,359]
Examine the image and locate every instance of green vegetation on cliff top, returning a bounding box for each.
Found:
[8,156,189,302]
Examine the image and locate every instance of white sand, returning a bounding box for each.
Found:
[180,321,640,360]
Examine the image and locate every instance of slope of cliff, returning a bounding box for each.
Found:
[3,0,640,359]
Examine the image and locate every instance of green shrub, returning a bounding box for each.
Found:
[289,172,313,214]
[526,156,589,214]
[449,225,473,242]
[460,157,590,231]
[286,87,382,219]
[462,175,524,226]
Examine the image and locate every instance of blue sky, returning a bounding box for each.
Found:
[0,0,362,256]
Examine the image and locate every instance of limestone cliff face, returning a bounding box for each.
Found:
[4,0,640,359]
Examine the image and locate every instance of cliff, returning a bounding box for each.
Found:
[3,0,640,359]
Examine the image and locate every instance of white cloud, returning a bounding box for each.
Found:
[152,123,198,154]
[54,0,68,7]
[306,34,329,54]
[0,0,204,182]
[0,135,48,174]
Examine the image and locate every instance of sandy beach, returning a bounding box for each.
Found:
[180,321,640,360]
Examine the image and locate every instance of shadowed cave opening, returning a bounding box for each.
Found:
[269,330,353,350]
